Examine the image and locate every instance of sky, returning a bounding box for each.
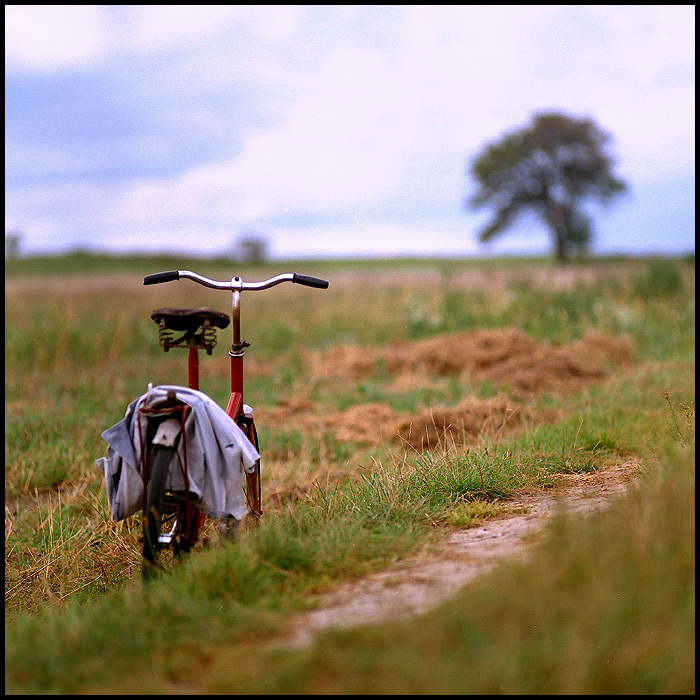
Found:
[4,5,696,260]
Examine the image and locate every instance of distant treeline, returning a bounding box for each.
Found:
[5,249,695,279]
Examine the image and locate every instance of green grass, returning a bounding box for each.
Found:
[5,372,693,693]
[232,442,693,695]
[5,252,695,693]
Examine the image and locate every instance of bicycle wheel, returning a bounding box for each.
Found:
[141,446,194,571]
[243,422,262,522]
[142,444,203,578]
[142,445,172,577]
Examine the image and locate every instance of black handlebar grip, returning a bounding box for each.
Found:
[292,273,329,289]
[143,270,180,285]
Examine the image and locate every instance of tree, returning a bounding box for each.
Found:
[5,230,22,259]
[233,233,269,264]
[467,111,628,263]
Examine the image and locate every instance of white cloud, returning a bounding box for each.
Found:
[5,5,106,71]
[117,5,695,230]
[131,5,249,54]
[5,5,695,258]
[270,221,483,259]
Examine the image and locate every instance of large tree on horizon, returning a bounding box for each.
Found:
[467,112,628,263]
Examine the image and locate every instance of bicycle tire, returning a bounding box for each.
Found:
[142,445,172,577]
[141,443,204,577]
[243,422,262,522]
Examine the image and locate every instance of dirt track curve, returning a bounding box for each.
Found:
[280,461,637,647]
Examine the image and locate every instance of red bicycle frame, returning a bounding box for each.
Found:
[180,286,259,515]
[145,270,329,522]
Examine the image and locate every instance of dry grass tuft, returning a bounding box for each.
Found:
[310,328,632,397]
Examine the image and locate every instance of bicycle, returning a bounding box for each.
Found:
[98,269,328,577]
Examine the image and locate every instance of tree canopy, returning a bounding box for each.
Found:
[467,112,628,263]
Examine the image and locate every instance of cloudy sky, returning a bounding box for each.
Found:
[5,5,695,259]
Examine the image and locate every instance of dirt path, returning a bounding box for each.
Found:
[281,461,637,647]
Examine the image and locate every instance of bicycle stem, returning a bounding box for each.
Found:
[228,284,246,413]
[232,288,244,348]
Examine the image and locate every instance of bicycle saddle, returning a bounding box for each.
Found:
[151,307,230,333]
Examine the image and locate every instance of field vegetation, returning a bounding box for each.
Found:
[5,253,695,693]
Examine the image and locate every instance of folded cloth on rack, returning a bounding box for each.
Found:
[96,385,259,522]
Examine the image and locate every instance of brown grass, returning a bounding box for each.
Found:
[309,328,632,398]
[253,329,631,453]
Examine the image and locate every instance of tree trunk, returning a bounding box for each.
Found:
[554,226,569,264]
[546,204,570,264]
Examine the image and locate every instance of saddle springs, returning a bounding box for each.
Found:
[151,307,231,355]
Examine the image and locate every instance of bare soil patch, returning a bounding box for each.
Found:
[310,328,632,397]
[258,395,541,453]
[259,329,631,452]
[281,460,638,647]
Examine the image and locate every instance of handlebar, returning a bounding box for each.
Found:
[143,270,329,291]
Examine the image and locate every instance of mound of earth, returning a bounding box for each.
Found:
[390,396,535,450]
[310,328,632,397]
[259,329,631,451]
[258,395,542,451]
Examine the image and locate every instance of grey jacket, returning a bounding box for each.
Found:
[96,385,260,522]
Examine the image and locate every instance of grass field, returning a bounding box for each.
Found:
[4,253,695,693]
